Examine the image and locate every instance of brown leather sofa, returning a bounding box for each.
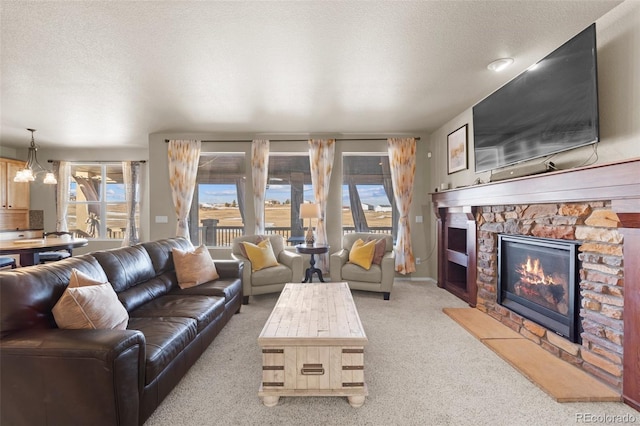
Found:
[0,237,243,426]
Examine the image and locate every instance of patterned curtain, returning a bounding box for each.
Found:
[308,139,335,271]
[168,140,201,240]
[251,139,269,234]
[53,161,70,232]
[388,138,416,274]
[121,161,142,246]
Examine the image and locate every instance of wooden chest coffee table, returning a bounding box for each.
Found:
[258,282,368,407]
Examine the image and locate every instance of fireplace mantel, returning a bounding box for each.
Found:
[431,157,640,211]
[430,157,640,411]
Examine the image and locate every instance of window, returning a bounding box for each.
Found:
[68,163,137,239]
[266,155,314,245]
[190,153,246,246]
[342,155,396,239]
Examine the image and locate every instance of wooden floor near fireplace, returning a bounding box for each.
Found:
[443,307,621,403]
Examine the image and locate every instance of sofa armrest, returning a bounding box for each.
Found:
[1,328,145,426]
[231,253,253,295]
[330,249,349,281]
[214,259,244,279]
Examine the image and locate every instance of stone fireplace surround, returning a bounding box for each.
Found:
[431,158,640,411]
[477,200,622,387]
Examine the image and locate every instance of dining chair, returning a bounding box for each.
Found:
[0,257,17,269]
[39,231,74,263]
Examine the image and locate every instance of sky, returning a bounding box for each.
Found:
[199,184,390,207]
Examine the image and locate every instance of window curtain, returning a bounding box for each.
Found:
[308,139,335,271]
[251,139,269,234]
[121,161,142,247]
[52,161,70,232]
[168,140,201,240]
[388,138,416,274]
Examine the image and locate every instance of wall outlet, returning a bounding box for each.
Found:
[415,258,421,265]
[155,215,168,223]
[415,215,423,223]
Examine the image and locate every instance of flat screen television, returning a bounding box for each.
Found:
[473,24,599,173]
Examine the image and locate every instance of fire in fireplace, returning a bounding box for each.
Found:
[498,235,582,343]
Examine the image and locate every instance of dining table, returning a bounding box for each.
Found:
[0,237,88,267]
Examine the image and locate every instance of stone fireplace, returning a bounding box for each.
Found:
[431,158,640,410]
[477,201,623,389]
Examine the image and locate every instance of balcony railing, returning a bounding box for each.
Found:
[196,224,393,247]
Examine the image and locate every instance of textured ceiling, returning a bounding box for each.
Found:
[0,1,622,149]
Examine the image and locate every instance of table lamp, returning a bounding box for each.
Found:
[299,203,321,246]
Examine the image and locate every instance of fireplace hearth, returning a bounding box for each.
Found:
[498,235,582,343]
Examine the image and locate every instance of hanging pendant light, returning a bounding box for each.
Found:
[13,129,57,185]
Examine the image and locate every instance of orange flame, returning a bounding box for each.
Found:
[516,256,555,285]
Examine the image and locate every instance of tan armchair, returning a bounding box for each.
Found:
[231,234,303,304]
[330,232,395,300]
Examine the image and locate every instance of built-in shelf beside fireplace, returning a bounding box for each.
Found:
[431,158,640,412]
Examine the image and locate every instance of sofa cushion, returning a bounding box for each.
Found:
[169,278,242,303]
[348,239,376,270]
[92,245,156,293]
[127,316,197,385]
[0,255,108,338]
[242,239,279,272]
[172,245,220,289]
[52,270,129,330]
[130,295,225,333]
[342,262,382,283]
[141,237,194,275]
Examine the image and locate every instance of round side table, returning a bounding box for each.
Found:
[295,244,329,283]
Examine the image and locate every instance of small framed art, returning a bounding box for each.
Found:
[447,124,468,174]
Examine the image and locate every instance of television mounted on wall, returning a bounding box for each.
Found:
[473,24,599,174]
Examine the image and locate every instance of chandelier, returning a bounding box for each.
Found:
[13,129,57,184]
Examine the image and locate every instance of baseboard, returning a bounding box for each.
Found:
[395,277,437,283]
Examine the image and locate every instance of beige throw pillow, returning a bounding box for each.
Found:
[173,244,220,289]
[53,269,129,330]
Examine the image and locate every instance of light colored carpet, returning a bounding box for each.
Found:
[145,280,635,426]
[444,308,620,403]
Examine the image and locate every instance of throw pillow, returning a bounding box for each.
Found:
[242,239,279,272]
[239,236,265,258]
[367,237,387,265]
[53,269,129,330]
[348,238,376,270]
[172,245,220,289]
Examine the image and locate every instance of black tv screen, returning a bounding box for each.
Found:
[473,24,599,173]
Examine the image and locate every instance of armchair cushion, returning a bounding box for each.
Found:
[348,239,376,270]
[172,244,220,289]
[242,239,279,272]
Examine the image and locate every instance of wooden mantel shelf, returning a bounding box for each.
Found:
[431,157,640,209]
[430,157,640,412]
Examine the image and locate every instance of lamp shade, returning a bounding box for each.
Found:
[299,203,321,219]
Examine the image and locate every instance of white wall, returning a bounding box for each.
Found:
[425,0,640,277]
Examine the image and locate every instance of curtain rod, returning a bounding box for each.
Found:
[164,137,420,143]
[48,160,147,163]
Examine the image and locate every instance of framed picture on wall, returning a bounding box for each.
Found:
[447,124,468,174]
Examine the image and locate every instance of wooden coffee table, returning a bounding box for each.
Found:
[258,282,368,407]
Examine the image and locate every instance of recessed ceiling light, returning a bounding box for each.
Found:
[487,58,514,72]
